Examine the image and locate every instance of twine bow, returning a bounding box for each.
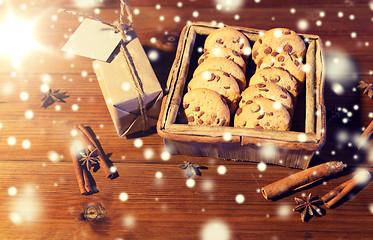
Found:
[59,0,149,131]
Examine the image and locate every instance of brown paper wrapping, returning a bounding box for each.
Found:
[93,30,163,137]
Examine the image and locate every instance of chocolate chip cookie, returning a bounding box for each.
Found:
[234,97,291,131]
[204,27,251,60]
[188,69,241,112]
[183,88,230,126]
[193,57,246,91]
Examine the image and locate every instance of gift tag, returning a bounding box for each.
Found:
[62,18,122,62]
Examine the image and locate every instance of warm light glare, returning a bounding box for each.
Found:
[0,14,40,58]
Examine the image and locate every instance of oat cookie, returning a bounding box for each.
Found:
[198,47,246,74]
[188,69,241,112]
[183,88,230,126]
[256,52,305,85]
[249,67,299,99]
[234,97,291,131]
[240,82,293,116]
[252,28,306,64]
[193,57,246,91]
[204,27,251,60]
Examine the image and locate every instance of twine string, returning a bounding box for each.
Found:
[58,0,148,131]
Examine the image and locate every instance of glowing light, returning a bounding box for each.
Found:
[0,14,40,58]
[319,11,325,17]
[234,14,240,20]
[133,9,140,15]
[351,32,357,38]
[290,8,296,14]
[155,4,161,10]
[144,148,154,160]
[214,0,244,12]
[235,194,245,204]
[119,192,129,202]
[134,138,143,148]
[186,179,195,188]
[217,165,227,175]
[332,83,345,95]
[22,140,31,149]
[71,104,79,111]
[349,14,355,20]
[298,133,307,142]
[277,204,292,218]
[316,20,322,26]
[25,110,34,119]
[159,16,165,21]
[40,84,49,93]
[73,0,103,8]
[325,41,331,47]
[223,132,232,141]
[7,136,16,146]
[8,187,17,196]
[123,214,136,228]
[48,151,60,163]
[177,2,183,7]
[155,171,163,179]
[174,16,181,22]
[150,37,156,44]
[297,19,309,31]
[161,151,171,161]
[201,179,214,192]
[201,220,231,240]
[110,166,117,173]
[148,50,159,62]
[122,81,131,91]
[193,11,199,17]
[19,91,29,101]
[257,162,267,172]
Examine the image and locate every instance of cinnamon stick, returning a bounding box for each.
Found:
[261,161,345,200]
[70,147,88,195]
[358,120,373,150]
[321,179,353,203]
[324,170,372,208]
[74,124,119,179]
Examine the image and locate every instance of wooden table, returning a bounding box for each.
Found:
[0,0,373,239]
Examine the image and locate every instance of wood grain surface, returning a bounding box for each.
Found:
[0,0,373,239]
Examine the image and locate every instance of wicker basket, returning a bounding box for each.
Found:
[157,22,326,169]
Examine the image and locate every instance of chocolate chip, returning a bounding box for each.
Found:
[271,51,279,57]
[203,48,207,52]
[223,72,230,77]
[216,118,220,124]
[183,103,189,109]
[232,50,240,56]
[257,114,265,120]
[267,112,274,116]
[241,100,246,104]
[280,94,288,99]
[198,58,205,64]
[284,29,291,35]
[212,114,217,121]
[257,83,266,88]
[208,73,215,81]
[264,47,272,54]
[281,63,285,66]
[294,59,300,66]
[262,76,268,82]
[258,39,262,44]
[246,100,253,105]
[255,125,264,129]
[194,106,200,111]
[240,43,244,49]
[242,121,247,127]
[257,59,263,68]
[188,116,195,122]
[224,86,231,89]
[198,119,204,125]
[270,76,280,83]
[216,39,224,44]
[259,88,269,92]
[283,44,293,53]
[198,111,205,117]
[263,67,271,70]
[220,118,226,125]
[287,85,291,91]
[216,75,221,82]
[236,108,243,116]
[278,56,285,62]
[253,51,259,59]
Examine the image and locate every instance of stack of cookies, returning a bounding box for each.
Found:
[234,28,306,131]
[183,26,251,126]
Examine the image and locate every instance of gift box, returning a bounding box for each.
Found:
[62,16,163,137]
[157,22,326,169]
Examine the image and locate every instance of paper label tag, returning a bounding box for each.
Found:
[62,18,122,62]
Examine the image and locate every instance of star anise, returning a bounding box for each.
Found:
[178,161,207,178]
[357,80,373,99]
[79,148,99,171]
[293,193,323,222]
[41,88,69,108]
